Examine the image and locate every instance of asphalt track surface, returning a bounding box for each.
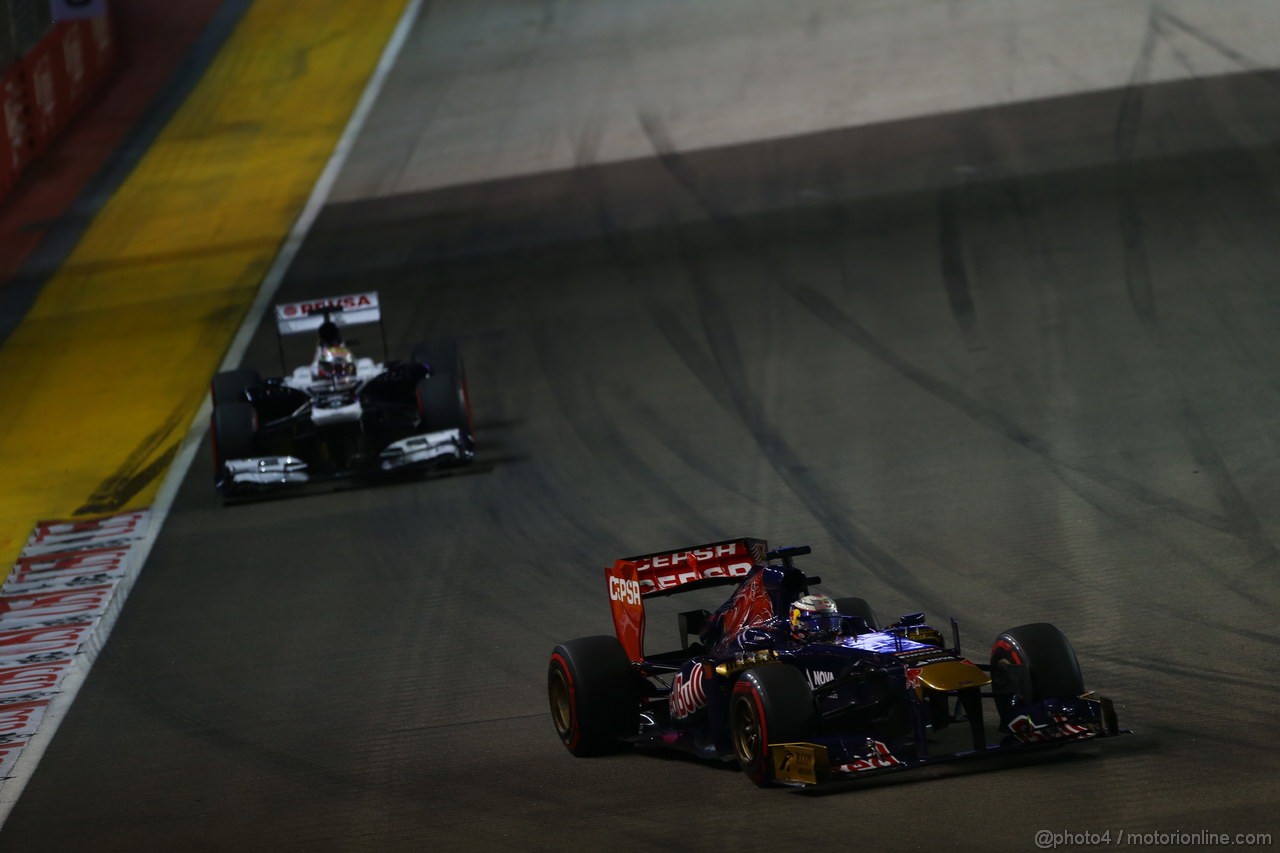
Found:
[7,32,1280,853]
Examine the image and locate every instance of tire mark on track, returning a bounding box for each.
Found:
[389,710,546,734]
[628,399,773,512]
[570,134,937,604]
[937,186,978,339]
[1148,601,1280,648]
[1115,7,1160,325]
[585,110,1275,613]
[563,122,771,546]
[1087,650,1280,698]
[74,414,184,515]
[629,109,1280,612]
[1113,18,1280,597]
[1129,718,1280,757]
[1155,7,1280,83]
[798,280,1252,539]
[528,323,729,539]
[631,111,942,610]
[794,285,1277,610]
[1175,402,1280,583]
[121,673,372,796]
[634,108,1275,563]
[659,230,942,611]
[76,300,249,514]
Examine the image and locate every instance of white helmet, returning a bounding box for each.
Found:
[789,593,841,639]
[314,343,357,389]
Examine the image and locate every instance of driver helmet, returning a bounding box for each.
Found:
[314,342,357,388]
[789,593,841,640]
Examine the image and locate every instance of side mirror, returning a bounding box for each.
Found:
[738,627,773,650]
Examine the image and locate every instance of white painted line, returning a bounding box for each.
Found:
[0,0,426,825]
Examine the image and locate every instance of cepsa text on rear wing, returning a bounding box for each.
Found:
[605,537,768,661]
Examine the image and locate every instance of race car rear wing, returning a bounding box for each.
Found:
[271,291,389,370]
[274,291,382,335]
[606,537,768,662]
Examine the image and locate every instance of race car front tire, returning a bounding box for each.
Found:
[548,636,638,756]
[413,340,472,438]
[211,368,261,406]
[212,402,257,478]
[730,666,817,787]
[990,622,1085,726]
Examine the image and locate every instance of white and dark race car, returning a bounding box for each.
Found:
[209,291,474,495]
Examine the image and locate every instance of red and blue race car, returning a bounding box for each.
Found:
[548,537,1123,787]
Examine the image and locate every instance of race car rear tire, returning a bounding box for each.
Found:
[212,402,257,475]
[730,666,817,787]
[211,368,261,406]
[990,622,1085,726]
[548,636,638,757]
[834,596,879,632]
[413,340,472,437]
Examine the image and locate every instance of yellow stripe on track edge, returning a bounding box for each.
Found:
[0,0,409,576]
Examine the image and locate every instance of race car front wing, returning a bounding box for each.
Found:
[219,428,472,491]
[223,455,310,486]
[767,693,1125,787]
[378,428,472,470]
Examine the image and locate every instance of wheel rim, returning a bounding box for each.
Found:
[730,695,762,764]
[548,667,572,738]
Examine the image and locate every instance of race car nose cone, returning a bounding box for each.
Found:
[914,661,991,692]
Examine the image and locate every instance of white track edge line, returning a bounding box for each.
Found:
[0,0,425,824]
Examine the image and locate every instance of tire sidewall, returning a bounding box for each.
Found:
[211,368,261,406]
[413,340,472,437]
[212,402,256,464]
[547,636,636,756]
[548,652,582,753]
[416,372,470,435]
[729,666,816,786]
[991,622,1084,724]
[730,677,772,785]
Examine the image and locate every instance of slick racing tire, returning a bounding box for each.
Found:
[729,666,817,787]
[211,368,261,406]
[548,636,639,757]
[413,340,472,437]
[990,622,1085,727]
[834,596,879,632]
[211,402,257,476]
